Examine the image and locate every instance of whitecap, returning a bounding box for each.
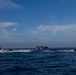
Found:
[43,50,51,52]
[59,49,74,52]
[0,49,32,53]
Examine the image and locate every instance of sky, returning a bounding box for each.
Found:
[0,0,76,48]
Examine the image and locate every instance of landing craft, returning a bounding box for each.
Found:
[35,46,49,50]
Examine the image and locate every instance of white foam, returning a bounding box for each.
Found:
[43,50,51,52]
[0,49,32,53]
[43,49,75,52]
[0,49,75,53]
[59,49,74,52]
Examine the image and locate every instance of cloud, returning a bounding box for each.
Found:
[2,29,8,35]
[0,22,17,27]
[0,0,23,9]
[30,24,76,34]
[1,29,9,38]
[0,22,17,38]
[12,28,16,32]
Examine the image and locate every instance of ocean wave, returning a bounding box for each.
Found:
[43,50,52,52]
[59,49,74,52]
[0,50,32,53]
[0,49,75,53]
[43,49,74,52]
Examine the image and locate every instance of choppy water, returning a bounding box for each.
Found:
[0,49,76,75]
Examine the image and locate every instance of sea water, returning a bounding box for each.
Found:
[0,48,76,75]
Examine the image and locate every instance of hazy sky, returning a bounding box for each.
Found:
[0,0,76,48]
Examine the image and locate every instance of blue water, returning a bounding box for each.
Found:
[0,48,76,75]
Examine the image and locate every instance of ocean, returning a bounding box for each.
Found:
[0,48,76,75]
